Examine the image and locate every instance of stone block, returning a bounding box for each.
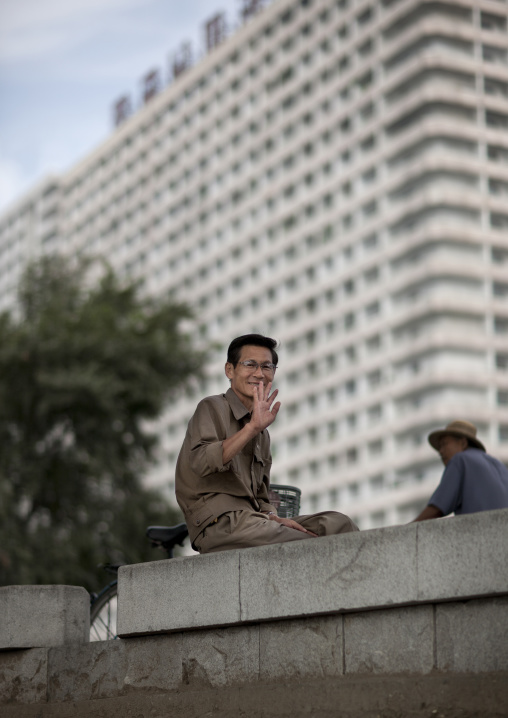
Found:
[117,551,240,636]
[116,510,508,638]
[416,509,508,603]
[436,597,508,673]
[0,648,48,704]
[344,605,434,674]
[181,625,259,687]
[0,586,90,650]
[239,525,418,623]
[48,633,183,702]
[259,615,342,680]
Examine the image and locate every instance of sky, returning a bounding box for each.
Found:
[0,0,249,213]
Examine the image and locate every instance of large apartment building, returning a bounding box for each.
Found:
[1,0,508,528]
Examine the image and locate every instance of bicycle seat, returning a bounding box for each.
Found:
[146,522,189,547]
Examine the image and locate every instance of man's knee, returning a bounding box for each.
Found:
[330,511,359,534]
[296,511,358,536]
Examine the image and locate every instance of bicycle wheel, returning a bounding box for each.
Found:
[90,582,118,641]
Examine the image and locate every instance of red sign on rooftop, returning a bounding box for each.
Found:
[242,0,265,22]
[142,69,161,104]
[205,13,227,52]
[113,95,132,127]
[172,42,193,79]
[111,3,269,128]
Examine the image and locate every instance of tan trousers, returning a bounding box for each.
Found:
[193,510,359,553]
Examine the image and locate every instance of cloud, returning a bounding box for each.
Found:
[0,0,149,63]
[0,0,248,214]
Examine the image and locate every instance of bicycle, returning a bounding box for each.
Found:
[89,484,301,641]
[89,522,189,641]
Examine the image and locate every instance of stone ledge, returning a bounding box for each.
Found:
[2,598,507,711]
[0,586,90,650]
[117,508,508,637]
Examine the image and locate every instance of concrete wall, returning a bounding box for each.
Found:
[1,510,508,717]
[118,509,508,635]
[0,586,89,650]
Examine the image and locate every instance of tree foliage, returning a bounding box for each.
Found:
[0,255,205,590]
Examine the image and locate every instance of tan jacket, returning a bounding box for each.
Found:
[175,388,276,545]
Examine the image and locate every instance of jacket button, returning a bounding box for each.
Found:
[196,519,201,525]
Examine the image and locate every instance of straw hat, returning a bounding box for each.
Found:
[428,420,485,452]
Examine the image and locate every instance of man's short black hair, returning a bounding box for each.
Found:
[227,334,279,367]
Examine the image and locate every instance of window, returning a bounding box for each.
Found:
[495,317,508,334]
[494,282,508,297]
[486,111,508,130]
[363,200,377,217]
[483,45,507,65]
[488,144,508,164]
[344,312,356,329]
[364,266,379,283]
[370,511,385,527]
[485,78,508,99]
[491,213,508,229]
[366,301,380,317]
[361,134,376,152]
[345,345,356,362]
[359,39,374,57]
[489,178,508,196]
[360,101,375,120]
[481,12,507,33]
[362,167,377,184]
[369,475,384,492]
[347,449,358,465]
[340,117,351,133]
[357,70,373,91]
[348,481,359,497]
[308,426,318,442]
[289,468,300,482]
[367,369,382,387]
[357,7,373,25]
[498,390,508,406]
[496,353,508,369]
[492,247,508,264]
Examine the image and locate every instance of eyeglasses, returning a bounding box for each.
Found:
[237,360,277,374]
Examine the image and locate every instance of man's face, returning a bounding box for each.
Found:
[225,344,274,408]
[437,434,468,466]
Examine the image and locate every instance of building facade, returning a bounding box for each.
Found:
[1,0,508,528]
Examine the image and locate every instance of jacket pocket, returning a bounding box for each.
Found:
[252,450,271,490]
[188,498,215,530]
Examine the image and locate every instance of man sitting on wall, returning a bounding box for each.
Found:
[413,420,508,521]
[176,333,358,553]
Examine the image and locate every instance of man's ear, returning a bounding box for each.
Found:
[460,437,469,451]
[225,362,234,380]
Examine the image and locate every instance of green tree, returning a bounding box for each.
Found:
[0,255,205,590]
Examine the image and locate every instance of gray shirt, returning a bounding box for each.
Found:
[429,448,508,516]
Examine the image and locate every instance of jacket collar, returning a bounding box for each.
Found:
[225,387,252,422]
